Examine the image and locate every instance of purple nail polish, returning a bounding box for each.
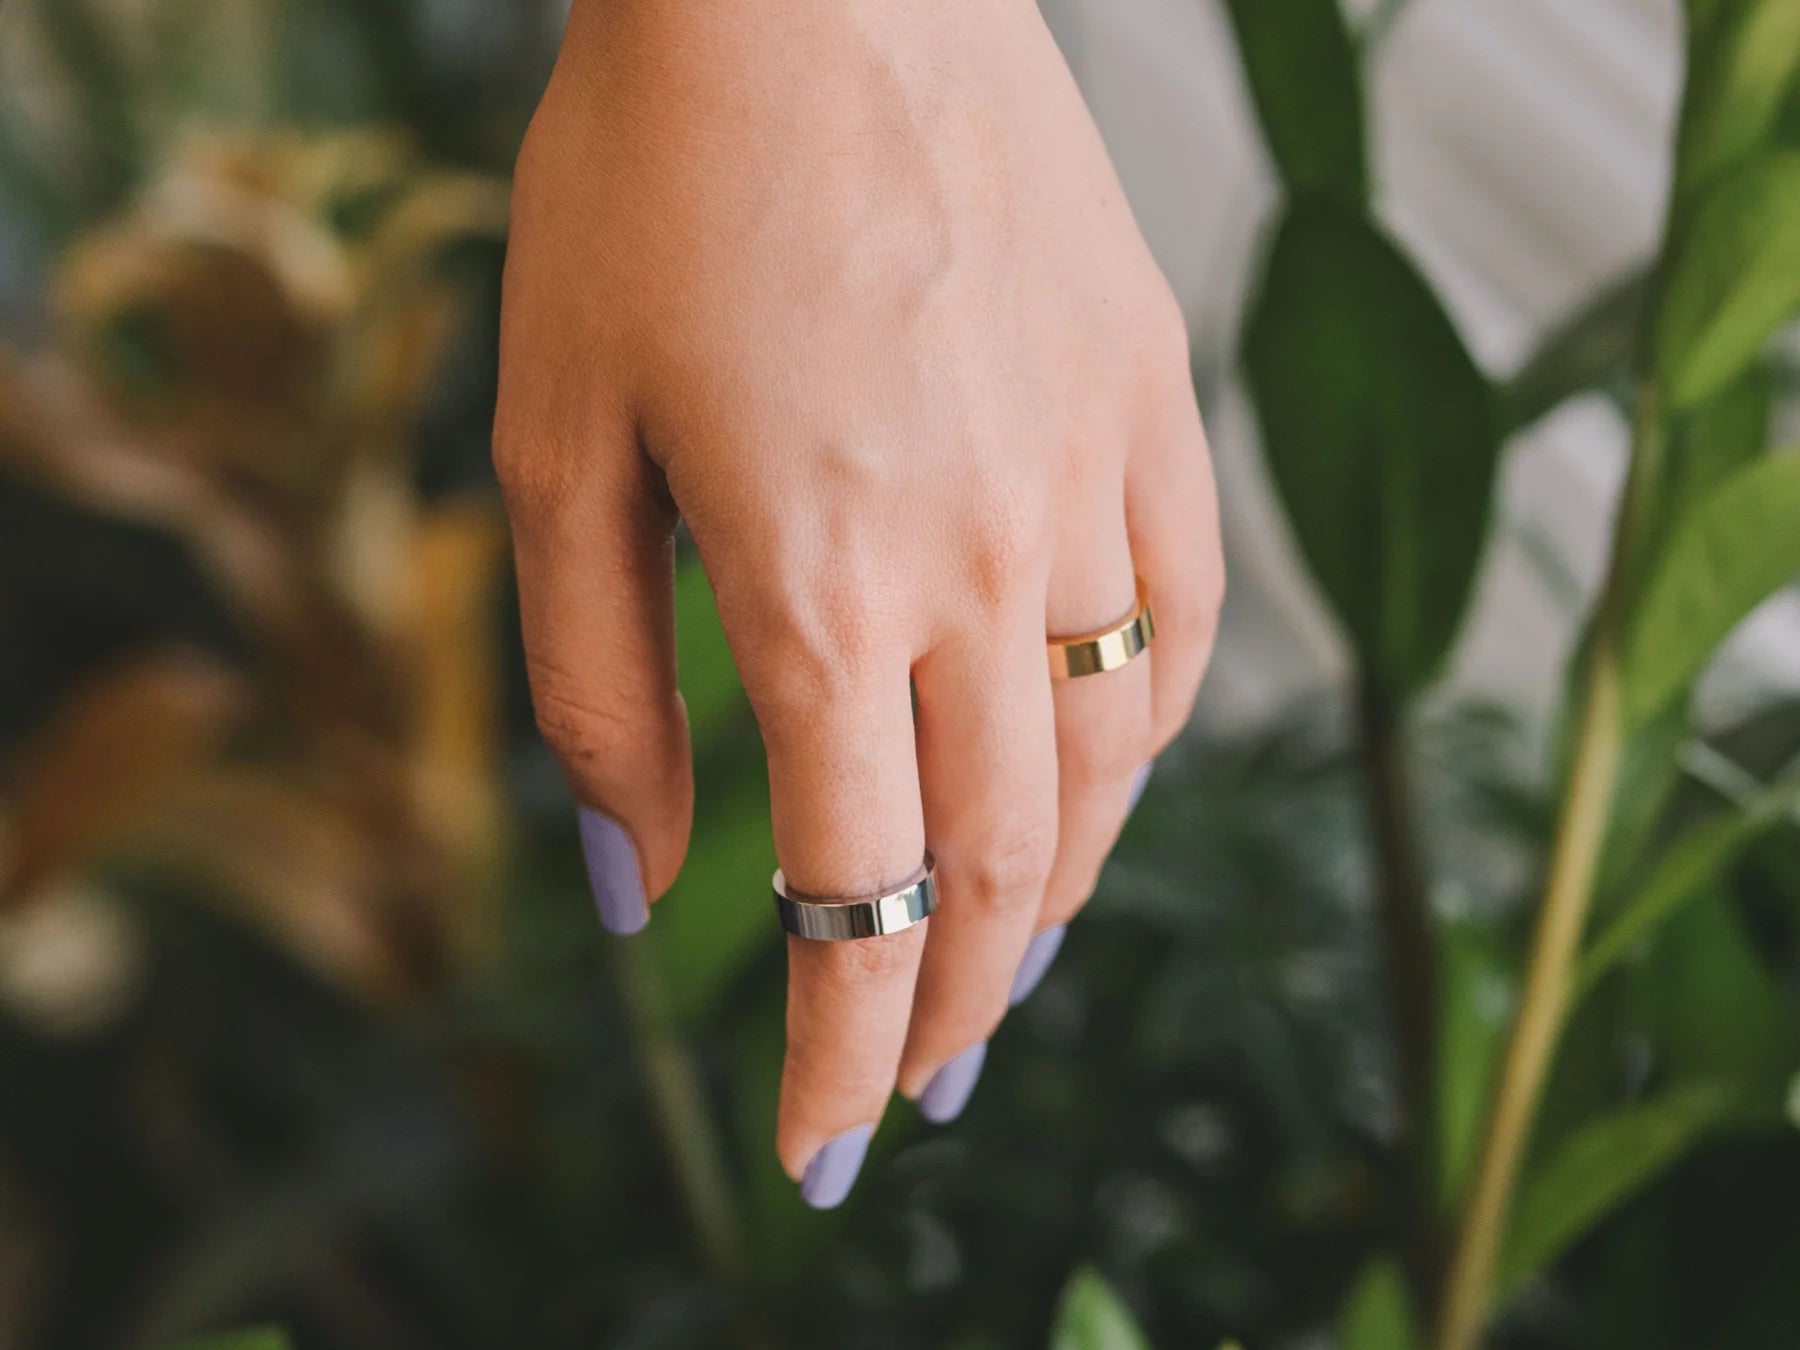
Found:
[799,1124,873,1210]
[919,1041,988,1124]
[1127,761,1154,815]
[578,806,648,935]
[1009,924,1068,1006]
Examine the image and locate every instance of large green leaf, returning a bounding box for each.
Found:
[1677,0,1800,195]
[176,1331,293,1350]
[1494,1085,1731,1301]
[1335,1258,1418,1350]
[1242,199,1500,692]
[1684,0,1730,36]
[1622,448,1800,724]
[1049,1268,1152,1350]
[1638,887,1800,1107]
[1220,0,1367,204]
[1654,153,1800,412]
[1654,363,1772,555]
[1579,777,1800,996]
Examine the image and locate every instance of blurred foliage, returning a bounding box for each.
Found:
[178,1332,294,1350]
[1048,1268,1151,1350]
[1228,0,1800,1345]
[0,2,1798,1350]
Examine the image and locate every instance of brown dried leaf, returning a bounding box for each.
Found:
[0,651,247,904]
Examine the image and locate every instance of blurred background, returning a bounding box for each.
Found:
[2,1,1798,1348]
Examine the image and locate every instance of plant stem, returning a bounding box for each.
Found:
[613,940,749,1288]
[1434,393,1665,1350]
[1356,676,1444,1317]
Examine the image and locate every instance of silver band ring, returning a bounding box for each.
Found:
[773,854,938,940]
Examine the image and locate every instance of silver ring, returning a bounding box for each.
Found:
[773,854,937,940]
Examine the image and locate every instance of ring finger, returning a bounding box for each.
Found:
[1037,520,1155,934]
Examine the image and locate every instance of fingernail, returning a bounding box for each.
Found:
[799,1124,873,1210]
[1127,761,1154,815]
[919,1041,988,1124]
[1009,924,1068,1006]
[577,806,648,935]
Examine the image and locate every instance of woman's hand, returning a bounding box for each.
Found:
[494,0,1221,1206]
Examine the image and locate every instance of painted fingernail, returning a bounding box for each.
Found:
[1127,761,1154,815]
[799,1124,873,1210]
[1009,924,1068,1006]
[577,806,648,935]
[919,1041,988,1124]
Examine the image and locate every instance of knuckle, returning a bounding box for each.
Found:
[961,486,1041,613]
[738,583,894,730]
[529,669,652,769]
[961,817,1058,908]
[1139,289,1192,371]
[491,426,568,521]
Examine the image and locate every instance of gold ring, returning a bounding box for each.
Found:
[1047,577,1154,679]
[773,854,937,940]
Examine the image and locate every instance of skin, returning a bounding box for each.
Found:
[495,0,1223,1187]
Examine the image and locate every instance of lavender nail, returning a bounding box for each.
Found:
[1127,761,1154,815]
[1009,924,1068,1006]
[578,806,648,935]
[799,1124,873,1210]
[919,1041,988,1124]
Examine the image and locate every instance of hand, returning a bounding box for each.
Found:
[494,0,1222,1206]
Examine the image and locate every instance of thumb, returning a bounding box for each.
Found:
[496,410,693,934]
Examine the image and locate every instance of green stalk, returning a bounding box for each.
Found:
[1434,394,1665,1350]
[613,941,749,1288]
[1356,676,1445,1317]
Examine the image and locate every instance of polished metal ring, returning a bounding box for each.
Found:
[1048,577,1155,679]
[773,855,938,941]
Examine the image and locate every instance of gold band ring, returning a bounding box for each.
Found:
[1047,577,1155,679]
[773,855,938,940]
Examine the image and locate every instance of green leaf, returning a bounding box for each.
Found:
[1495,1085,1731,1300]
[1594,698,1692,899]
[648,759,776,1028]
[1335,1258,1418,1350]
[1677,0,1800,195]
[1622,448,1800,723]
[1781,72,1800,149]
[1436,921,1512,1211]
[1684,0,1731,37]
[1500,271,1647,436]
[1656,363,1772,551]
[176,1331,293,1350]
[1654,153,1800,411]
[1221,0,1368,203]
[1579,777,1800,996]
[1049,1267,1152,1350]
[650,558,773,1026]
[1242,198,1500,692]
[1638,887,1800,1106]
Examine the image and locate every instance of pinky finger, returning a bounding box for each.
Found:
[1127,372,1224,751]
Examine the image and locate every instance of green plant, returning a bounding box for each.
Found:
[1225,0,1800,1345]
